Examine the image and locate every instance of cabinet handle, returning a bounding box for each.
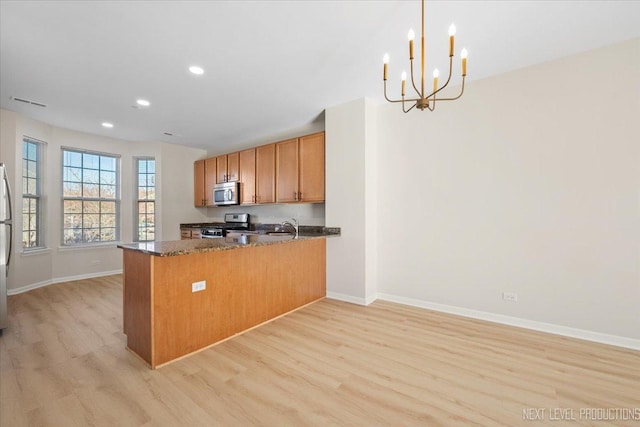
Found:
[293,191,297,201]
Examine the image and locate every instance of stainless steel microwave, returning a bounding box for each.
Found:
[213,181,240,206]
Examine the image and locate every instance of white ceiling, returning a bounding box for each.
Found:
[2,1,639,152]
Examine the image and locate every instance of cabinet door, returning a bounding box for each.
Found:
[194,160,206,207]
[204,157,217,206]
[275,138,299,203]
[255,144,275,204]
[216,155,228,183]
[227,152,239,182]
[299,132,325,202]
[239,148,256,204]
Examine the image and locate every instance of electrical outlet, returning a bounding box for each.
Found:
[192,280,206,293]
[502,292,518,302]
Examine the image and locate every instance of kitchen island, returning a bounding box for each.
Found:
[118,233,333,368]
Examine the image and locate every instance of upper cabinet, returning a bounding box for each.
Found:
[255,144,276,204]
[239,148,256,204]
[194,160,206,207]
[194,157,217,207]
[216,152,239,183]
[275,138,299,203]
[204,157,217,206]
[194,131,324,207]
[298,132,325,202]
[228,152,239,182]
[276,132,325,203]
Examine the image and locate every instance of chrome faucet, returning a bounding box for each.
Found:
[281,218,299,237]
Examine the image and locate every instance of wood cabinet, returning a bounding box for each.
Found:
[255,144,276,204]
[275,138,299,203]
[228,152,239,182]
[298,132,325,202]
[204,157,217,206]
[194,157,218,207]
[239,148,256,204]
[194,131,323,207]
[276,132,325,203]
[193,160,206,207]
[216,152,239,183]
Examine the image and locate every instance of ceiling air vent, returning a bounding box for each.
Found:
[10,96,47,108]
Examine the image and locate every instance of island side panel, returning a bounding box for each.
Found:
[151,248,240,367]
[122,249,153,365]
[265,238,326,319]
[151,238,327,367]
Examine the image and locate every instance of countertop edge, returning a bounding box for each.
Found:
[118,232,337,257]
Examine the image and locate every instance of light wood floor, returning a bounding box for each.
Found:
[1,275,638,427]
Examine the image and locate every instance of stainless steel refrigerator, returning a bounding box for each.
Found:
[0,163,12,330]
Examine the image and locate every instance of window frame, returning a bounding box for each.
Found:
[134,157,156,242]
[22,137,44,251]
[61,147,121,246]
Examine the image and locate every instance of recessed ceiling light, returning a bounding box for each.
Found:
[189,66,204,75]
[136,99,151,107]
[102,122,114,128]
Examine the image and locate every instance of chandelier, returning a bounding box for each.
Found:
[382,0,468,112]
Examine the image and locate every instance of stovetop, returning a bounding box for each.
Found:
[202,214,249,235]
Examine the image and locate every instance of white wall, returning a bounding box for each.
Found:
[161,142,213,240]
[325,98,377,303]
[326,38,640,345]
[0,109,208,292]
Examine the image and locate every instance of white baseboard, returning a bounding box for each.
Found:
[7,270,123,296]
[326,291,370,306]
[327,291,640,351]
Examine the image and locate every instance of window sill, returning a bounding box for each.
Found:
[21,247,51,256]
[58,242,122,251]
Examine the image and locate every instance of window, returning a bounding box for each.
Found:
[22,139,43,249]
[62,149,119,245]
[135,158,155,242]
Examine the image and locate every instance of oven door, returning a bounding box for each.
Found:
[213,182,239,206]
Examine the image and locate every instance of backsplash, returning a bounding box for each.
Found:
[205,203,325,226]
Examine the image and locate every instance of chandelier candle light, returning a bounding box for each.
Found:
[383,0,468,112]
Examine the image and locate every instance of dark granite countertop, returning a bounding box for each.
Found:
[118,227,340,257]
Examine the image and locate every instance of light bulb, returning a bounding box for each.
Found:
[433,69,439,93]
[401,71,407,81]
[408,29,415,41]
[102,122,114,128]
[383,53,390,64]
[461,49,468,76]
[449,24,456,36]
[136,99,150,107]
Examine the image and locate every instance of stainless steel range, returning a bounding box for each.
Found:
[201,213,250,238]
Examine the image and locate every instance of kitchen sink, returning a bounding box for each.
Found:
[267,232,294,236]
